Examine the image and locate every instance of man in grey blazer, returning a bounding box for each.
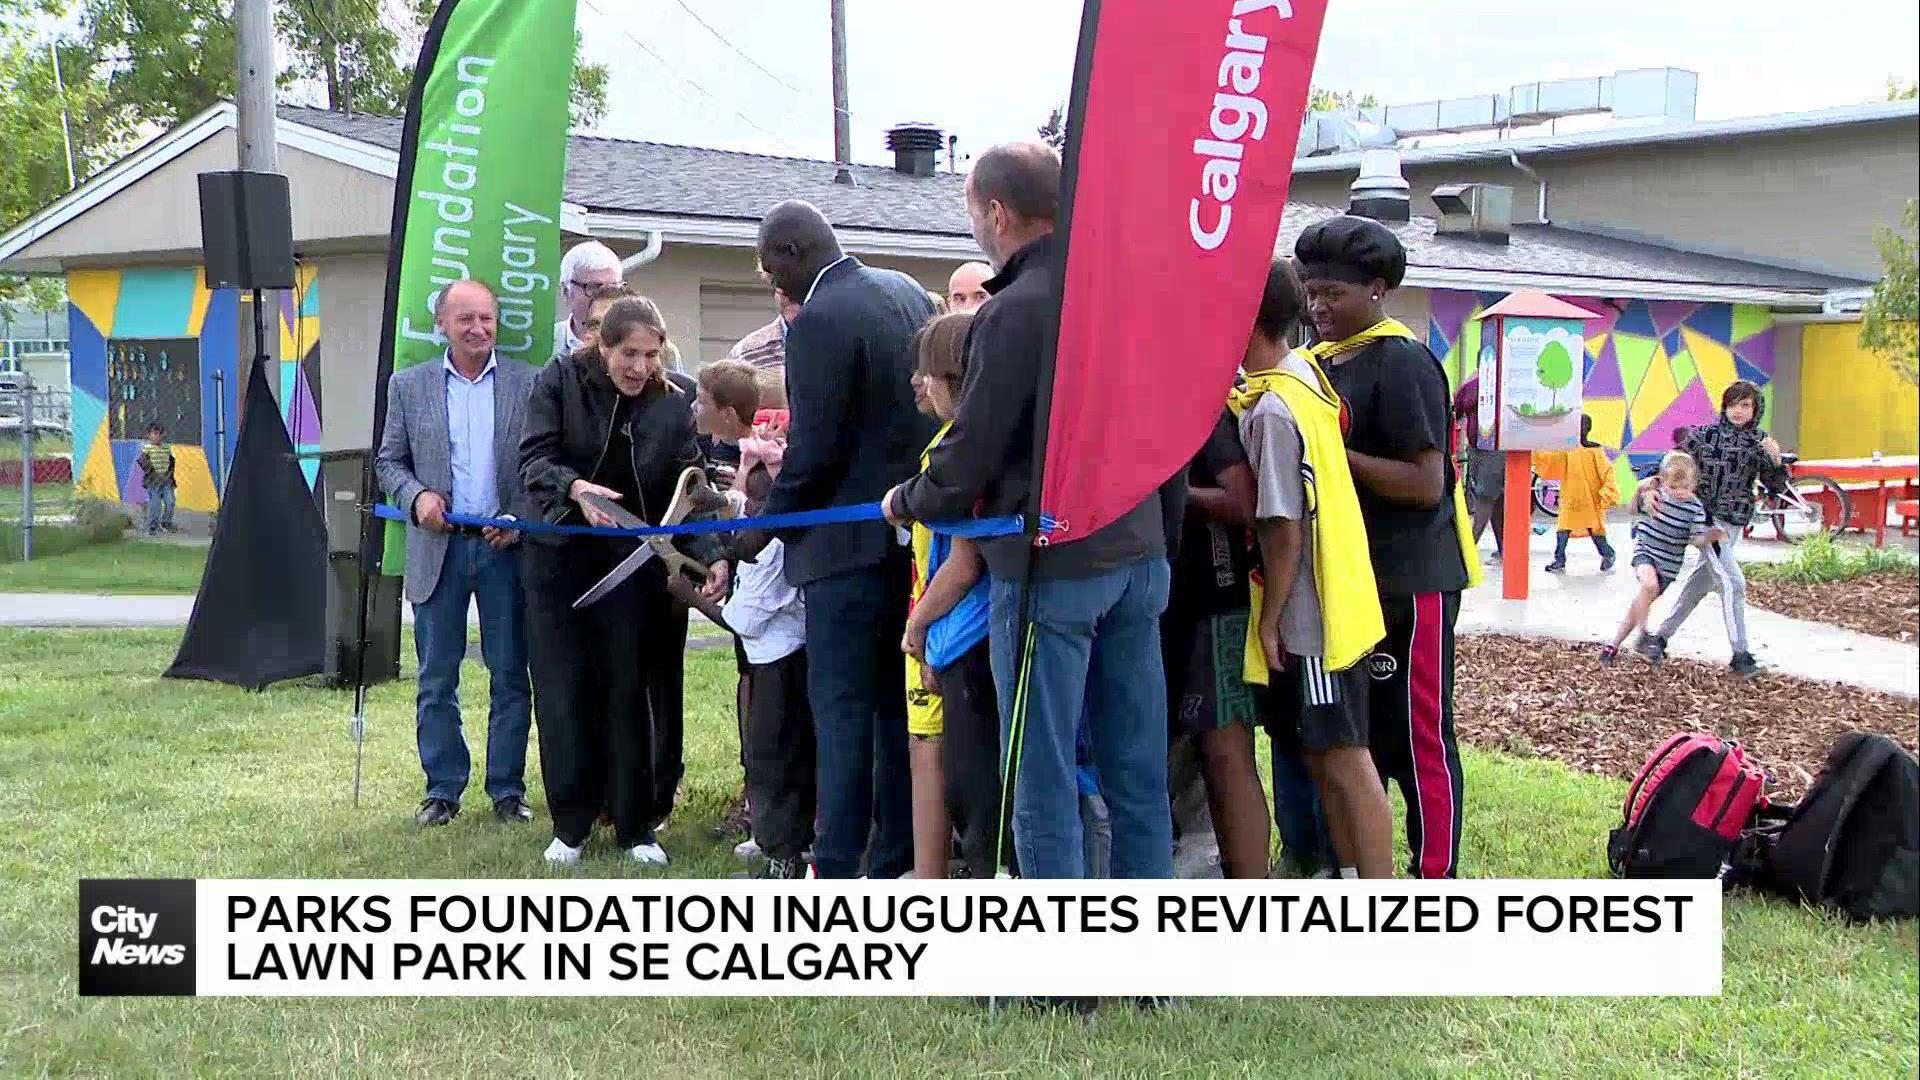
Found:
[376,279,537,828]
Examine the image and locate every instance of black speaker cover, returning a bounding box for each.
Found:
[197,171,296,290]
[166,356,327,690]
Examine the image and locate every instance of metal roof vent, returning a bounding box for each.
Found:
[1348,148,1411,222]
[1432,183,1514,245]
[885,122,944,177]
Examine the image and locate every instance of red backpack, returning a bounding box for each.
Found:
[1608,733,1768,879]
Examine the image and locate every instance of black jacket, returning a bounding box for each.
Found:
[1681,412,1790,528]
[761,257,937,587]
[896,234,1165,581]
[519,352,724,567]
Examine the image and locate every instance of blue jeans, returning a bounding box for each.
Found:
[412,535,532,806]
[802,553,913,879]
[144,484,175,532]
[990,557,1173,879]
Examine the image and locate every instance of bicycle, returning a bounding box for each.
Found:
[1745,454,1850,543]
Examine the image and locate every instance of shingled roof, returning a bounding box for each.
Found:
[286,106,972,236]
[284,106,1853,293]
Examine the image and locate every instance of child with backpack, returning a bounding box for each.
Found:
[1538,413,1619,574]
[1636,381,1788,676]
[1599,451,1725,667]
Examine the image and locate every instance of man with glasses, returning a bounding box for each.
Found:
[554,241,626,358]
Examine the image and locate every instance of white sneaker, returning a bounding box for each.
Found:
[543,838,583,866]
[734,837,762,862]
[629,841,670,867]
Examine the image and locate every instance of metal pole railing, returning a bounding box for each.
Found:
[19,378,33,562]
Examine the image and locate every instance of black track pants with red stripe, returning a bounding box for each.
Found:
[1367,591,1464,879]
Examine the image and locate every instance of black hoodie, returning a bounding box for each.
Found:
[1680,398,1789,528]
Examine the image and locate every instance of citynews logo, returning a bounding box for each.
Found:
[78,879,197,996]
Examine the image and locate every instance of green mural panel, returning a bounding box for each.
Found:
[1731,304,1770,344]
[1615,334,1659,404]
[1669,348,1697,391]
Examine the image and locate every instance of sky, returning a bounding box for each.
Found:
[576,0,1920,163]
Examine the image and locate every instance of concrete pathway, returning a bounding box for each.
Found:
[8,517,1913,697]
[1461,521,1919,699]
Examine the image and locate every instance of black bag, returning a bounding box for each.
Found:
[1759,733,1919,921]
[1608,732,1767,879]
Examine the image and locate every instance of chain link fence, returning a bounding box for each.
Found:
[2,376,92,560]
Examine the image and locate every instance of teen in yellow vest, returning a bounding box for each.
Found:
[1229,259,1397,880]
[1295,215,1474,879]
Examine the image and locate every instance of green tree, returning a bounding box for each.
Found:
[1308,87,1380,113]
[1536,340,1575,409]
[1859,197,1918,386]
[1888,77,1918,101]
[78,0,608,125]
[0,23,115,303]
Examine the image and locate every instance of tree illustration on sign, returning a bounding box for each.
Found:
[1537,340,1575,410]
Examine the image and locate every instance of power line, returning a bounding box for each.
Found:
[580,0,812,156]
[661,0,871,125]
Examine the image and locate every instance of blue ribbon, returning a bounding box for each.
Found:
[369,501,1047,540]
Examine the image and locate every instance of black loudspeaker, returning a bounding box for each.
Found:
[197,171,296,290]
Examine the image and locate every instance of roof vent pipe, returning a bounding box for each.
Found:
[1348,148,1411,222]
[1508,152,1548,224]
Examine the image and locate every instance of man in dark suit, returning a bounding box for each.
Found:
[374,279,537,829]
[755,200,937,879]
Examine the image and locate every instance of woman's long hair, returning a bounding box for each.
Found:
[573,295,673,393]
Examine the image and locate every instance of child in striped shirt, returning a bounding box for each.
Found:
[1600,452,1725,667]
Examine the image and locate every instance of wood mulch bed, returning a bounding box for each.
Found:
[1456,634,1918,801]
[1746,571,1919,644]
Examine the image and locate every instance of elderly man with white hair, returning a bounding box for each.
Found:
[554,241,626,357]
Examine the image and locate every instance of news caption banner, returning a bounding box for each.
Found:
[80,879,1720,998]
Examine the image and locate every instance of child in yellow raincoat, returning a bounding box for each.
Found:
[1538,413,1620,573]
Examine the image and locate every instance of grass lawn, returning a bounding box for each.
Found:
[0,537,207,591]
[0,480,75,519]
[2,630,1915,1077]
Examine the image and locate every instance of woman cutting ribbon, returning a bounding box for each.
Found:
[520,295,729,868]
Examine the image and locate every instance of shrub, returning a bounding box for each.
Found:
[1745,531,1920,585]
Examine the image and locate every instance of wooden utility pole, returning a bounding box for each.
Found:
[829,0,853,182]
[235,0,279,172]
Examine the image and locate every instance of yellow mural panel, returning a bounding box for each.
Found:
[1798,324,1920,459]
[1630,348,1681,438]
[1683,327,1739,406]
[1584,397,1628,450]
[76,425,120,502]
[66,270,121,337]
[186,267,214,337]
[172,446,219,513]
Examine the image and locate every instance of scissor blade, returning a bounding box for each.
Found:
[580,492,644,529]
[572,543,657,609]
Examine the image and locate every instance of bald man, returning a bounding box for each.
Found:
[946,262,993,313]
[376,279,537,830]
[754,199,937,880]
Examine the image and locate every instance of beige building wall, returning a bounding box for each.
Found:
[1289,121,1919,278]
[13,135,393,266]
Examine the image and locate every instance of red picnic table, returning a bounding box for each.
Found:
[1791,455,1920,548]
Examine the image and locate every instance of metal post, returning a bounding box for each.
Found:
[213,370,227,497]
[18,378,31,562]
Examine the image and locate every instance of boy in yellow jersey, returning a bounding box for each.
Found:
[138,421,177,534]
[1234,259,1395,879]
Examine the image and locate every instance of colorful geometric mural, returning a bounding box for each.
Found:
[279,264,323,487]
[66,267,240,514]
[1428,290,1777,500]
